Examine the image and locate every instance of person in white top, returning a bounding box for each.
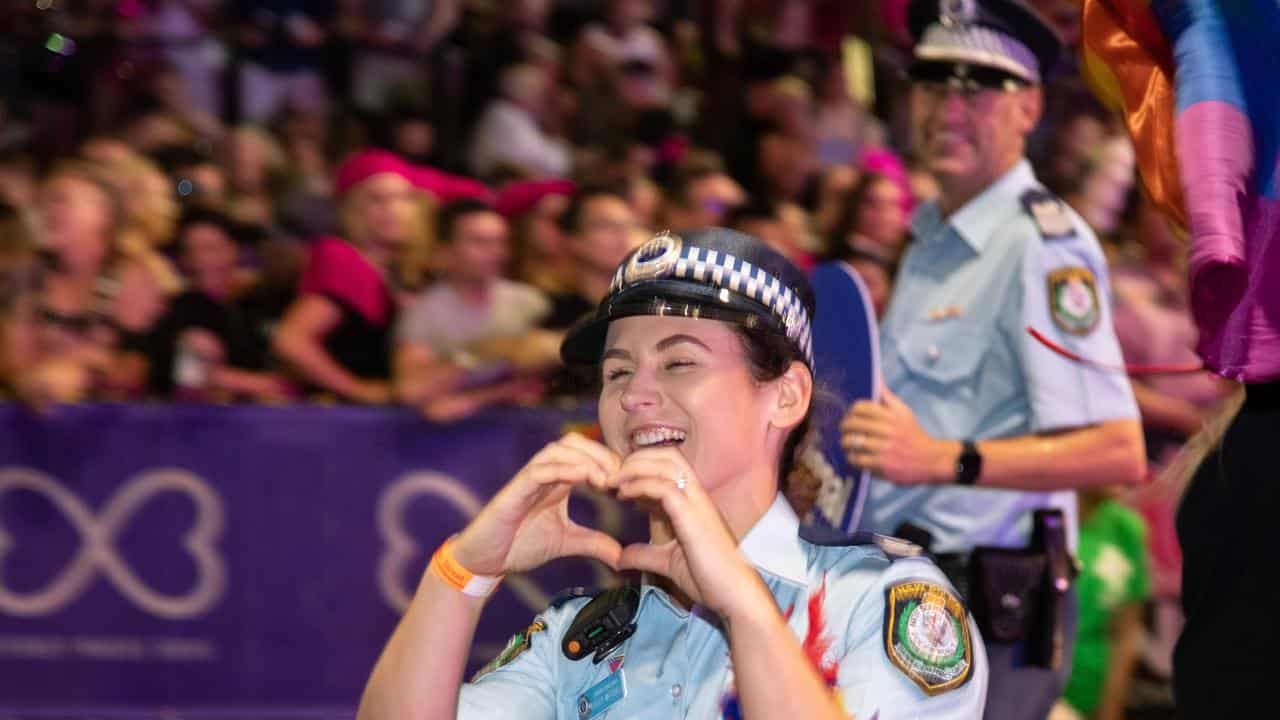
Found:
[396,200,560,421]
[575,0,674,105]
[468,65,572,181]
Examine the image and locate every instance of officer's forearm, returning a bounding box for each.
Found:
[724,593,845,720]
[357,572,486,720]
[962,418,1146,490]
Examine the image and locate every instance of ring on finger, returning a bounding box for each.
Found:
[674,471,688,492]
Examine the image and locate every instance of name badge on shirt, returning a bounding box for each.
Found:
[577,670,627,720]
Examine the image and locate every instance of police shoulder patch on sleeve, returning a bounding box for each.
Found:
[471,618,548,682]
[883,580,974,696]
[1020,189,1076,240]
[1047,266,1100,336]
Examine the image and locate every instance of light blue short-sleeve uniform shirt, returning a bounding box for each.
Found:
[459,495,988,719]
[866,160,1139,553]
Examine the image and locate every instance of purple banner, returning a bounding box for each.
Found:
[0,403,642,718]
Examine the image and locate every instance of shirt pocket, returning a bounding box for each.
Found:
[894,318,987,388]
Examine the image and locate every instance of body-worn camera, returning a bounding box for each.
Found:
[562,584,641,663]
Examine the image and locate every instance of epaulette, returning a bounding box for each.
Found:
[799,522,860,546]
[800,524,923,559]
[1019,188,1076,241]
[549,586,597,609]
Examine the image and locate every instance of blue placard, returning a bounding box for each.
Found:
[809,261,879,532]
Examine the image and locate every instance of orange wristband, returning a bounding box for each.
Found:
[429,537,503,598]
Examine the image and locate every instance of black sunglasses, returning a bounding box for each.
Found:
[908,61,1029,97]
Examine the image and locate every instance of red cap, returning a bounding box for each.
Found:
[334,149,414,196]
[493,179,576,218]
[407,165,494,204]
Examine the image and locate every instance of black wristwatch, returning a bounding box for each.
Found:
[954,440,982,486]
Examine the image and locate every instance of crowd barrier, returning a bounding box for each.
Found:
[0,403,642,719]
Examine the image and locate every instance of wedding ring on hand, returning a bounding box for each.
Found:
[674,471,688,492]
[850,433,864,451]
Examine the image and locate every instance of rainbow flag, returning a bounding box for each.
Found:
[1080,0,1280,383]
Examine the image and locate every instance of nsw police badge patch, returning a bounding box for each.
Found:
[1047,266,1100,336]
[883,581,973,695]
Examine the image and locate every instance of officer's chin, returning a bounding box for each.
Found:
[924,153,977,183]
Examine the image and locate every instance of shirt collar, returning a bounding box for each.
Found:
[945,159,1036,253]
[738,494,809,587]
[909,200,945,245]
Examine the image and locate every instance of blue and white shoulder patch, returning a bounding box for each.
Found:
[1020,189,1076,241]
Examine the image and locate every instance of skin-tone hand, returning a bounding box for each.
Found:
[355,380,393,405]
[177,328,226,365]
[841,384,959,486]
[16,357,91,410]
[612,447,777,622]
[421,393,485,423]
[451,433,625,577]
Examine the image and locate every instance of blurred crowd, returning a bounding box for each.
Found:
[0,1,1239,717]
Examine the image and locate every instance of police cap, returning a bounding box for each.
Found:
[908,0,1063,85]
[560,228,816,367]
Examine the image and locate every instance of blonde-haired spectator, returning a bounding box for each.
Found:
[0,204,37,394]
[4,161,169,405]
[89,153,184,308]
[227,125,288,227]
[273,150,423,404]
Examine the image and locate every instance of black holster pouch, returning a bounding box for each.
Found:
[899,509,1074,670]
[970,509,1073,669]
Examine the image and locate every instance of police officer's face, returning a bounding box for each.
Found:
[909,80,1041,193]
[598,316,787,496]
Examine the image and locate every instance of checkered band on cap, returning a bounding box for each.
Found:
[609,233,814,364]
[916,21,1040,82]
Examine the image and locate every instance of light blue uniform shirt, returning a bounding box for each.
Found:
[867,160,1138,553]
[459,495,987,719]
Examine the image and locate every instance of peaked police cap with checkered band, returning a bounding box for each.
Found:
[560,228,817,367]
[908,0,1062,84]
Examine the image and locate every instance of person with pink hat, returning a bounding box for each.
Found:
[495,179,577,295]
[273,149,424,403]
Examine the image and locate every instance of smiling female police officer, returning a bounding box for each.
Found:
[357,228,987,719]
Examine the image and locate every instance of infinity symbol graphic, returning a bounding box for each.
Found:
[0,467,227,619]
[377,472,623,616]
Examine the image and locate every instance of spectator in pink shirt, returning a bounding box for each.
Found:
[273,150,422,403]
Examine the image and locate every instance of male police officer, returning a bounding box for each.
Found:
[840,1,1145,718]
